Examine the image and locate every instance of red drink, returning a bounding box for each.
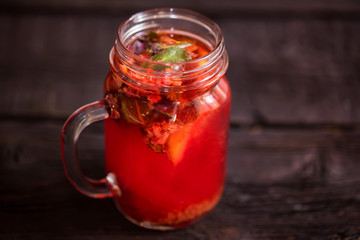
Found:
[61,9,230,230]
[104,30,231,228]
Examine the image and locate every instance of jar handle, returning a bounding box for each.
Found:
[61,98,120,198]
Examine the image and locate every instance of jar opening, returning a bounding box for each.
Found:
[110,8,228,92]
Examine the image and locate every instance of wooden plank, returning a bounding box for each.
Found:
[2,121,360,184]
[0,15,119,118]
[1,15,360,125]
[1,121,360,239]
[221,19,360,124]
[1,121,360,184]
[228,127,360,183]
[1,0,360,16]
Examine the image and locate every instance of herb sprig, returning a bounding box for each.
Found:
[132,31,193,71]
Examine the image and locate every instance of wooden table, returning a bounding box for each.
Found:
[1,1,360,239]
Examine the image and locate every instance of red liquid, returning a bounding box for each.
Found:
[104,31,231,227]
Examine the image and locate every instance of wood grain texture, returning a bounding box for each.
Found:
[221,19,360,124]
[1,15,359,124]
[1,1,360,239]
[1,121,360,239]
[1,0,360,16]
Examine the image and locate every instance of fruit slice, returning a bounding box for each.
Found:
[167,113,210,166]
[167,123,193,166]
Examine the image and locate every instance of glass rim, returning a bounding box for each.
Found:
[116,8,225,70]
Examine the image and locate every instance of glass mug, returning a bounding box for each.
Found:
[61,8,231,230]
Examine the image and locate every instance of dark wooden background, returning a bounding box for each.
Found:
[1,1,360,239]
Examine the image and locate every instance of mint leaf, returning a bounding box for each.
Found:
[145,31,159,41]
[150,46,192,71]
[120,93,152,125]
[142,46,192,71]
[152,46,191,63]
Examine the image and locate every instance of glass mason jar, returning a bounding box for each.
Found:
[61,8,231,230]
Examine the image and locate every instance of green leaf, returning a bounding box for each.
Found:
[145,31,159,41]
[143,46,192,71]
[151,46,191,63]
[120,93,151,125]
